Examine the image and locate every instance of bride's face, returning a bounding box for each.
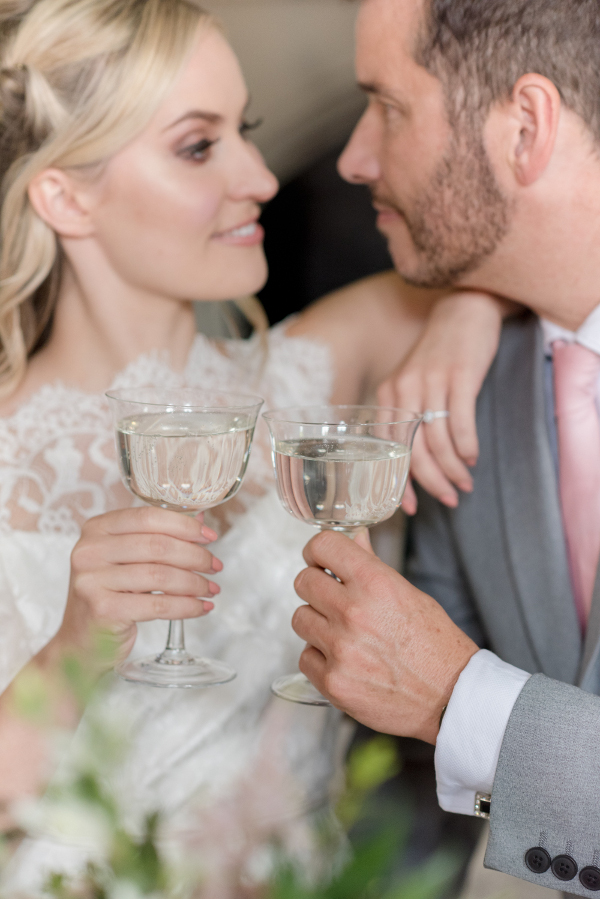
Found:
[77,28,279,301]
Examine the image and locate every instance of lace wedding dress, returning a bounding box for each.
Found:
[0,324,347,891]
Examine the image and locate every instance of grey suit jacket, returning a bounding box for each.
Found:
[407,313,600,895]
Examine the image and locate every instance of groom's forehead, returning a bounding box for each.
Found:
[356,0,433,93]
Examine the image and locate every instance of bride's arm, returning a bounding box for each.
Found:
[286,272,518,509]
[286,271,442,405]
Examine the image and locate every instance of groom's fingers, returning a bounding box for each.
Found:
[294,561,344,618]
[298,645,330,699]
[292,604,332,658]
[300,530,369,585]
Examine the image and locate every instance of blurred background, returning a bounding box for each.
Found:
[197,3,559,897]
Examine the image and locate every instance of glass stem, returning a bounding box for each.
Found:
[166,620,186,652]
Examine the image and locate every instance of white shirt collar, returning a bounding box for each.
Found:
[541,303,600,357]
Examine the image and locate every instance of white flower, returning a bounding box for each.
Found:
[108,879,155,899]
[15,796,114,853]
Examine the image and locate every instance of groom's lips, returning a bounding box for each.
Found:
[373,202,404,229]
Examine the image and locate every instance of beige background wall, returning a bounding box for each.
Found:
[202,0,364,182]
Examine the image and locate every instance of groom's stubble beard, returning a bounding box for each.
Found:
[375,126,513,290]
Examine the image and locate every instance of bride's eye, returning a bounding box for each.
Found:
[239,118,263,140]
[179,138,219,162]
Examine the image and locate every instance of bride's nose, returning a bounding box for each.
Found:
[228,141,279,204]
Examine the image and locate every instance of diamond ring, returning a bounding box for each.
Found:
[422,410,450,424]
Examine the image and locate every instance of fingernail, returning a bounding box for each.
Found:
[466,458,477,468]
[200,526,218,542]
[202,601,215,613]
[458,480,473,493]
[211,558,223,573]
[209,582,220,595]
[441,493,459,508]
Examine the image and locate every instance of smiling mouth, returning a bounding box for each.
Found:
[216,221,259,238]
[229,223,258,238]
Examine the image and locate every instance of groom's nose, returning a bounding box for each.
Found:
[338,106,382,185]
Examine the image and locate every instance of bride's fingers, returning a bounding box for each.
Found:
[410,428,459,507]
[419,379,473,489]
[376,376,398,409]
[423,418,473,491]
[87,534,222,573]
[402,478,418,516]
[101,592,214,623]
[88,506,218,545]
[447,370,480,466]
[94,563,219,600]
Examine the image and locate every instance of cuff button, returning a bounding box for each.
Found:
[580,866,600,890]
[552,855,578,881]
[525,847,551,874]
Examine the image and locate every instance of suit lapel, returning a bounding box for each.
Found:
[492,316,581,683]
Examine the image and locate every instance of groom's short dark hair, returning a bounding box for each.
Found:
[416,0,600,142]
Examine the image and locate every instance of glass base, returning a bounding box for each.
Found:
[271,672,331,706]
[116,648,236,689]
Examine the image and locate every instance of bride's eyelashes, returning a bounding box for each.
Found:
[239,117,263,140]
[179,137,220,162]
[178,119,263,163]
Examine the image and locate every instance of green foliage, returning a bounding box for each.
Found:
[267,738,459,899]
[337,736,402,829]
[10,666,52,726]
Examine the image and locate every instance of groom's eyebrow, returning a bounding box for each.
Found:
[358,82,410,114]
[164,111,224,131]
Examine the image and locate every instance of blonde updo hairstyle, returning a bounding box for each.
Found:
[0,0,216,399]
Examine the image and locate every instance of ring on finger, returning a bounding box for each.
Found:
[422,410,450,424]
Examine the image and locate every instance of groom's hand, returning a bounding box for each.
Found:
[293,531,478,744]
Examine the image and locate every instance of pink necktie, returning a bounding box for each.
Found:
[553,340,600,629]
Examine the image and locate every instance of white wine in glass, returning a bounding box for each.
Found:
[264,405,422,706]
[107,388,263,689]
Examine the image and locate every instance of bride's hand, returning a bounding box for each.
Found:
[378,292,517,514]
[51,507,221,668]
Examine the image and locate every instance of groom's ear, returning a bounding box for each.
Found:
[28,168,96,238]
[491,73,561,187]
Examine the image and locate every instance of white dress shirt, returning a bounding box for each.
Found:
[435,307,600,816]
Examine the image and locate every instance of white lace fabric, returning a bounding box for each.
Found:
[0,322,347,893]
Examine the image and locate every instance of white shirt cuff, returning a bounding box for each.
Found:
[434,649,531,816]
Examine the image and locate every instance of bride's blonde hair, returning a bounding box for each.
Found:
[0,0,216,399]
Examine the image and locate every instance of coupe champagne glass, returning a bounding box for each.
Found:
[264,405,422,706]
[106,387,263,689]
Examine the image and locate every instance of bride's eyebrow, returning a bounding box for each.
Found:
[164,111,223,132]
[165,99,252,133]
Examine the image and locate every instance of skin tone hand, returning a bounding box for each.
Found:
[292,531,478,744]
[378,292,517,514]
[43,506,222,670]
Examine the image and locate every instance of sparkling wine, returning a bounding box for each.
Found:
[117,411,253,512]
[274,436,411,529]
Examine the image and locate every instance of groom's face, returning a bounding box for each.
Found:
[338,0,510,289]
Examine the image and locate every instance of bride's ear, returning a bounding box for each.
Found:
[28,168,96,238]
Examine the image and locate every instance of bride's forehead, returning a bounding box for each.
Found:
[156,28,248,123]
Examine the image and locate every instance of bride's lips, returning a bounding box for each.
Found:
[212,218,265,247]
